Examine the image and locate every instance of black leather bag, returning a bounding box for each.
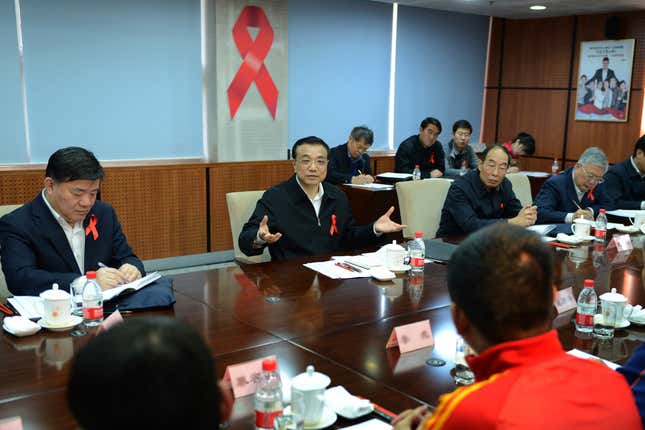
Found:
[104,277,175,313]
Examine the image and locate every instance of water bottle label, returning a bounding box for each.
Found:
[410,257,424,268]
[255,409,283,428]
[575,312,593,326]
[83,306,103,320]
[594,229,606,239]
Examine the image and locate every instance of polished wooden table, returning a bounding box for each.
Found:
[2,235,645,429]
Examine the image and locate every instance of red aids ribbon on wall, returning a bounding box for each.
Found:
[330,214,339,236]
[227,6,279,119]
[85,214,99,240]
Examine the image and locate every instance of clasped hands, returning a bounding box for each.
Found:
[509,205,538,227]
[96,263,142,291]
[257,206,406,244]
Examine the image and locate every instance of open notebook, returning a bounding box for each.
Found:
[102,272,162,301]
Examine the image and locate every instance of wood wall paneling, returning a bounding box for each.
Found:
[521,157,555,173]
[210,161,295,252]
[371,155,396,175]
[497,89,569,159]
[101,165,207,260]
[485,17,503,88]
[0,171,43,205]
[566,89,643,163]
[502,16,575,88]
[481,88,499,145]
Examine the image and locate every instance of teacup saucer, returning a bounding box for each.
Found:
[593,314,630,329]
[37,315,83,332]
[283,406,337,430]
[388,264,411,273]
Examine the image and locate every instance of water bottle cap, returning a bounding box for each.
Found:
[262,358,277,372]
[415,231,423,238]
[414,165,419,168]
[584,279,595,287]
[86,271,97,279]
[599,208,606,213]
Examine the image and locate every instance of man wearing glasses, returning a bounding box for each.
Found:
[535,147,613,224]
[239,136,405,260]
[326,125,375,185]
[441,119,479,176]
[436,144,537,237]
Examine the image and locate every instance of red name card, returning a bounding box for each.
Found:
[386,320,433,353]
[607,234,633,252]
[223,355,276,398]
[96,309,124,334]
[554,287,577,314]
[0,417,22,430]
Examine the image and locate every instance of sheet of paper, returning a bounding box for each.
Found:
[607,209,640,218]
[303,261,372,279]
[7,297,43,319]
[521,171,550,177]
[527,224,556,236]
[102,272,162,301]
[567,349,619,370]
[344,183,394,190]
[376,172,412,180]
[339,418,392,430]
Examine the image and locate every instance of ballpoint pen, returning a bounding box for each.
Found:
[334,262,356,273]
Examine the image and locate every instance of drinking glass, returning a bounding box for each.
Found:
[453,336,475,385]
[275,390,304,430]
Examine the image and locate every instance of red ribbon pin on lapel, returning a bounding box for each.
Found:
[85,214,99,240]
[500,202,504,210]
[429,152,435,164]
[587,187,595,201]
[330,214,339,236]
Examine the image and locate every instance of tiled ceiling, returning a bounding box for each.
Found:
[372,0,645,19]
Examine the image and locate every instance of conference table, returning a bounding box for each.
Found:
[2,232,645,429]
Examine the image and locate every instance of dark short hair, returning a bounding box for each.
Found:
[420,117,442,134]
[603,56,609,62]
[452,120,472,134]
[68,317,221,430]
[481,143,511,165]
[581,74,587,80]
[513,132,536,156]
[45,147,104,182]
[633,135,645,157]
[448,224,554,344]
[292,136,330,159]
[350,126,374,145]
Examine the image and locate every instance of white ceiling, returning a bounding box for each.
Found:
[371,0,645,19]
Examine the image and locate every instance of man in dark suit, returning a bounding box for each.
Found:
[535,147,613,224]
[0,147,144,295]
[587,57,617,86]
[604,135,645,210]
[239,136,405,260]
[395,117,445,178]
[327,125,374,185]
[436,144,537,237]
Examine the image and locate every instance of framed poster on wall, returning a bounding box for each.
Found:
[575,39,635,122]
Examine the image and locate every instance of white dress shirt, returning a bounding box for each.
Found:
[41,190,85,274]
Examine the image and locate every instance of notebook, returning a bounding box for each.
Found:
[423,240,458,263]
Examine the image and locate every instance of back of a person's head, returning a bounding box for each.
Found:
[46,147,104,183]
[514,132,535,155]
[68,317,220,430]
[448,224,553,344]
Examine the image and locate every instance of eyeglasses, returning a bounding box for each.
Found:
[483,161,508,173]
[455,131,471,138]
[580,164,605,184]
[296,159,328,168]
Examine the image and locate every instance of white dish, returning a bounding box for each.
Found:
[593,313,630,329]
[615,224,641,234]
[2,319,41,337]
[628,316,645,326]
[370,268,396,281]
[388,264,410,273]
[284,406,337,430]
[37,315,83,332]
[555,234,584,245]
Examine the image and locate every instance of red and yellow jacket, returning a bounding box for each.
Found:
[423,330,641,429]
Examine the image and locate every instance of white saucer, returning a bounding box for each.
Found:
[37,315,83,331]
[628,317,645,326]
[593,314,630,329]
[388,264,411,273]
[283,406,337,430]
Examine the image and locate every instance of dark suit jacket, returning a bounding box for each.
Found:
[604,157,645,210]
[0,193,144,295]
[534,167,613,224]
[587,68,617,85]
[436,170,522,237]
[395,135,445,178]
[239,175,380,260]
[327,142,372,185]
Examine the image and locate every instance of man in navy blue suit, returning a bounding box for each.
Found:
[535,147,613,224]
[604,135,645,209]
[0,147,144,295]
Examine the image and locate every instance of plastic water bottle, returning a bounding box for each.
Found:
[408,232,425,273]
[255,358,283,430]
[412,165,421,181]
[594,208,607,242]
[551,157,559,174]
[459,160,467,176]
[575,279,597,333]
[82,271,103,326]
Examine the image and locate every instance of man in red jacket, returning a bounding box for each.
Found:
[394,224,641,430]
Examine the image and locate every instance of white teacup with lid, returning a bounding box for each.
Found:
[599,288,628,327]
[291,365,331,426]
[39,283,71,326]
[382,241,407,270]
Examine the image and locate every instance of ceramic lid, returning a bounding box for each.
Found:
[40,283,70,301]
[291,365,330,391]
[600,288,627,303]
[382,240,405,251]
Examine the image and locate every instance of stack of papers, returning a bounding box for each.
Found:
[376,172,412,180]
[7,297,43,319]
[607,209,640,218]
[344,183,394,190]
[102,272,161,301]
[303,261,372,279]
[527,224,556,236]
[521,171,550,178]
[567,348,619,370]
